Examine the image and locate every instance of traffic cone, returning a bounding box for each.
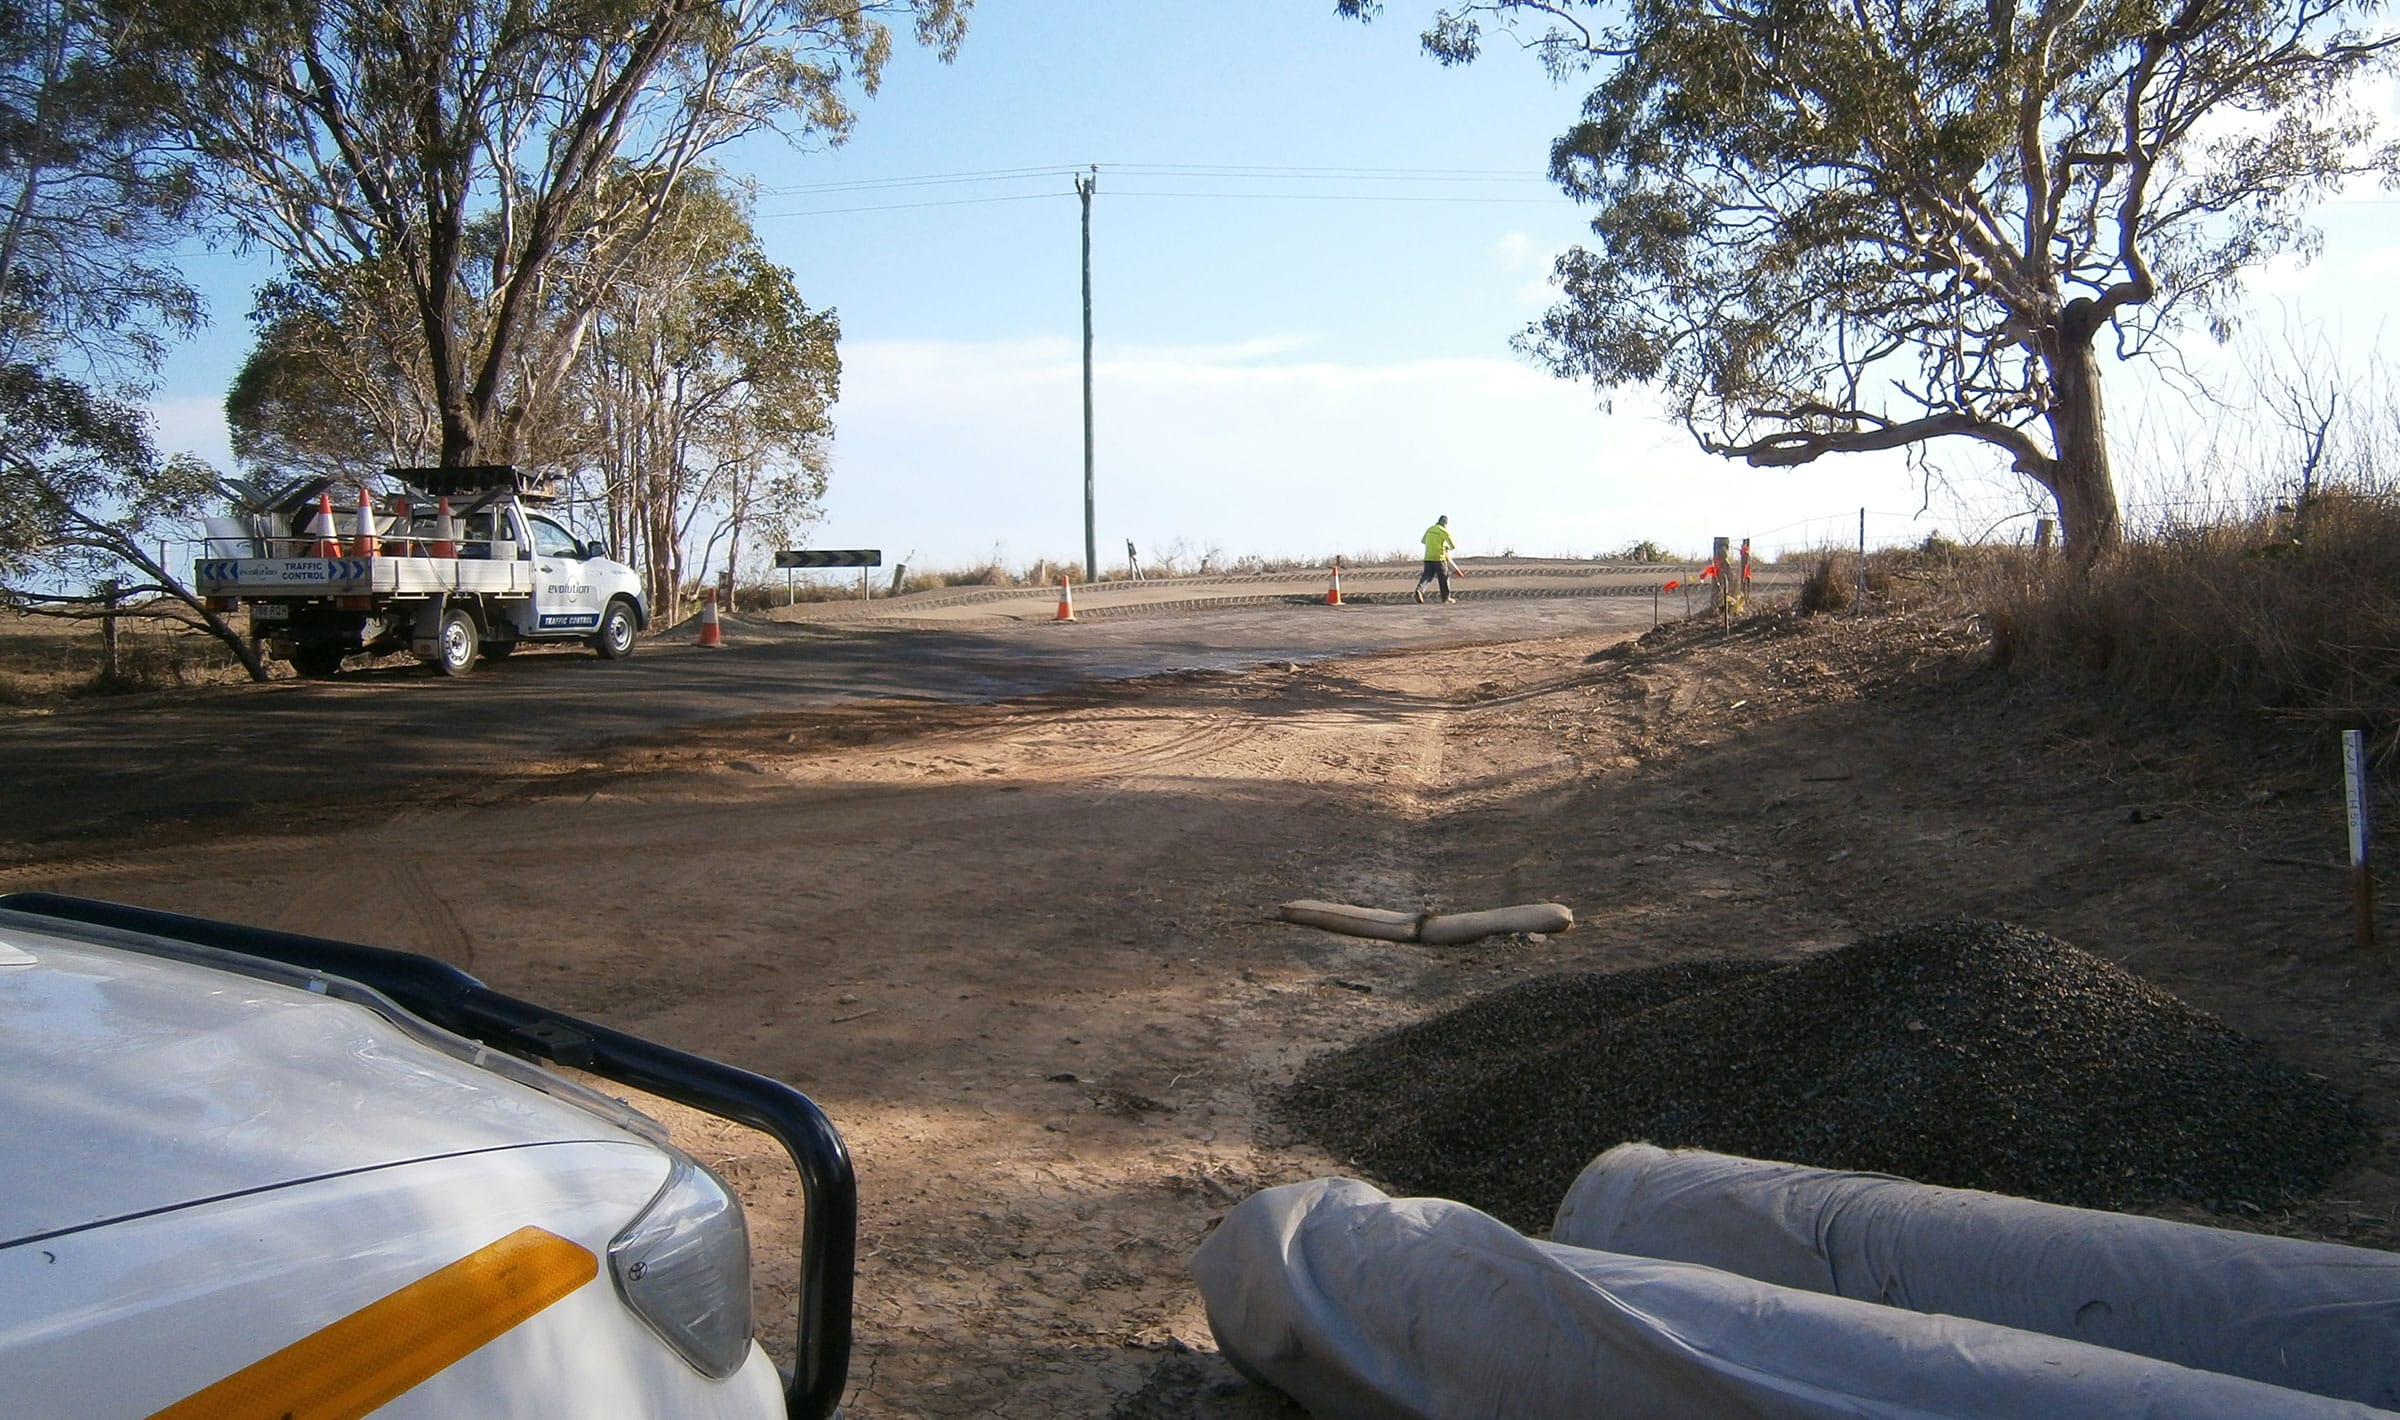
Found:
[350,486,380,557]
[387,494,413,554]
[697,587,724,647]
[430,498,458,559]
[308,493,340,559]
[1055,575,1076,622]
[1325,564,1343,606]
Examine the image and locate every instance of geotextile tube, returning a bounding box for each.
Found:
[1277,901,1422,943]
[1551,1144,2400,1410]
[1191,1177,2385,1420]
[1277,900,1574,945]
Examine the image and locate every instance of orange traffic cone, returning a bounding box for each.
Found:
[1055,575,1076,622]
[430,498,458,559]
[696,588,724,647]
[308,493,340,559]
[350,486,380,557]
[1325,564,1343,606]
[387,494,413,554]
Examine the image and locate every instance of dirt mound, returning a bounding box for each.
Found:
[1280,920,2372,1233]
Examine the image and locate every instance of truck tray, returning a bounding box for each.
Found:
[196,555,535,599]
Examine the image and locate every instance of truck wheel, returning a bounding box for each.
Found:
[433,607,480,676]
[290,645,344,679]
[592,598,639,660]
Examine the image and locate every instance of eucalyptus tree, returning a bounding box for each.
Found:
[226,264,443,483]
[140,0,964,471]
[0,0,268,676]
[1344,0,2399,553]
[570,171,838,615]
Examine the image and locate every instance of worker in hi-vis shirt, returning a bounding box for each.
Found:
[1414,515,1458,604]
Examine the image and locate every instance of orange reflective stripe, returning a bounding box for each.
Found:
[147,1225,598,1420]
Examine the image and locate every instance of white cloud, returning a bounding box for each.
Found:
[817,336,1937,570]
[1493,231,1539,267]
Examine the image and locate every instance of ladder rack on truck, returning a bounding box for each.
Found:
[197,465,649,679]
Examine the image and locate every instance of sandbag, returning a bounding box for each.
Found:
[1418,902,1574,944]
[1553,1143,2400,1409]
[1277,900,1421,942]
[1277,899,1575,945]
[1192,1176,2382,1420]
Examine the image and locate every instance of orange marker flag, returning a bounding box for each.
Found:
[1662,579,1681,591]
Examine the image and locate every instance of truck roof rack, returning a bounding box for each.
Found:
[389,465,562,501]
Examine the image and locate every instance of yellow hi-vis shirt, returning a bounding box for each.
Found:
[1422,523,1456,560]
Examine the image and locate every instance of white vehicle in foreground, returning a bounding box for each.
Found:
[0,894,854,1420]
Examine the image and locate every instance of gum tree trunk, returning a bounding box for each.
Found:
[2040,313,2125,560]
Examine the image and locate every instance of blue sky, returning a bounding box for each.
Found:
[152,1,2400,577]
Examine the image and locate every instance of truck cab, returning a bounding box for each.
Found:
[426,499,648,668]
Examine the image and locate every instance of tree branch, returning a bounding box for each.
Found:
[1706,402,2052,475]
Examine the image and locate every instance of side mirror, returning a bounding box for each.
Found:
[583,540,609,561]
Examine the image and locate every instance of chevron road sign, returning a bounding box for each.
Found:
[774,549,881,569]
[196,558,370,585]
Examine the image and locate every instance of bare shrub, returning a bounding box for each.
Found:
[1793,544,1994,616]
[1797,553,1856,614]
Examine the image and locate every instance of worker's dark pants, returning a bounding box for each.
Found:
[1416,559,1449,598]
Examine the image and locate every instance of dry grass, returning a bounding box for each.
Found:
[1982,492,2400,739]
[0,608,258,703]
[1793,539,1981,616]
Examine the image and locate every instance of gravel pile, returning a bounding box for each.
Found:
[1279,920,2371,1233]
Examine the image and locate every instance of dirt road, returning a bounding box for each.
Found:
[0,568,1682,843]
[7,603,2394,1417]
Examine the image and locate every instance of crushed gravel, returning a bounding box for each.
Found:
[1278,919,2372,1233]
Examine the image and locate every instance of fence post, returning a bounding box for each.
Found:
[1856,508,1867,608]
[99,579,122,682]
[2034,517,2056,553]
[2345,728,2376,951]
[1712,536,1731,627]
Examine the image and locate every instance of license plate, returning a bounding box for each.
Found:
[249,603,290,623]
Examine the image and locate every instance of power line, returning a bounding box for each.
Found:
[753,164,1084,196]
[757,186,1569,219]
[1108,189,1565,206]
[1103,163,1548,183]
[753,160,1549,196]
[755,191,1064,219]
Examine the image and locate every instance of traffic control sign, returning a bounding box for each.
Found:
[775,549,881,568]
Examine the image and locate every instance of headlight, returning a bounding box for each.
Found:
[607,1153,754,1378]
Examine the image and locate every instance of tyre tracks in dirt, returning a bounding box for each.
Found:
[4,623,1642,1420]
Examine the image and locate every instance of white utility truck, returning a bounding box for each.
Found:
[0,891,857,1420]
[197,465,649,677]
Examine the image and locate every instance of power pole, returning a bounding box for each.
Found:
[1077,165,1097,584]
